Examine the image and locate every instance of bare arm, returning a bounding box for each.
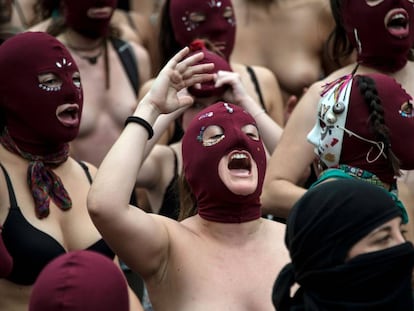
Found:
[250,65,285,126]
[215,70,283,154]
[261,81,324,218]
[87,47,214,278]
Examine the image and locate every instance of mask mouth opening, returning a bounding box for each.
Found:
[385,9,409,38]
[56,104,80,127]
[228,150,252,173]
[87,7,113,19]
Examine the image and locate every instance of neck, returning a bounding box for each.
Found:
[64,29,105,51]
[198,215,264,244]
[63,30,107,66]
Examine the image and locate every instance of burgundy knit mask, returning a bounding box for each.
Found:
[0,32,83,218]
[29,251,129,311]
[341,0,414,72]
[0,31,83,155]
[169,0,236,61]
[63,0,117,39]
[182,102,266,223]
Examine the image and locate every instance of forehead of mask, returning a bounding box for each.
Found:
[63,0,117,24]
[0,31,79,107]
[287,179,402,268]
[0,31,82,146]
[186,40,232,97]
[169,0,236,58]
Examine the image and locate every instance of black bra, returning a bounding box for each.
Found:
[0,162,115,285]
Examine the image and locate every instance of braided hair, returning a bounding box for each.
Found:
[356,75,401,177]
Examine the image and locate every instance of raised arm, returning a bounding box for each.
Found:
[215,70,283,154]
[261,81,323,218]
[87,47,214,278]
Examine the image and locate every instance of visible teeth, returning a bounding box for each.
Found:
[231,153,247,160]
[392,14,406,20]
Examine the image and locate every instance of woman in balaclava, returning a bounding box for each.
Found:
[87,45,290,311]
[29,250,130,311]
[273,178,414,310]
[262,0,414,221]
[0,31,142,311]
[153,0,284,145]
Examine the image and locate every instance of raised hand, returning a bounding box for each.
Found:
[214,70,250,106]
[144,47,215,114]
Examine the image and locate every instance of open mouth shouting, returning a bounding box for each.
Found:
[227,150,252,177]
[56,104,80,127]
[385,8,410,38]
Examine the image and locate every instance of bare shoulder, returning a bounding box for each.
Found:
[128,40,150,62]
[67,157,98,179]
[128,11,153,34]
[231,63,277,84]
[248,64,277,80]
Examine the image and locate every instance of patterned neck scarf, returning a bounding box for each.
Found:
[0,129,71,219]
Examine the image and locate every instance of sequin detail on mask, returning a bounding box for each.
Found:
[38,84,61,92]
[55,58,72,68]
[399,101,414,118]
[208,0,222,8]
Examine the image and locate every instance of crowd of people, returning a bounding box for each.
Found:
[1,0,414,310]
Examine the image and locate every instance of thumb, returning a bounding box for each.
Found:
[178,95,194,108]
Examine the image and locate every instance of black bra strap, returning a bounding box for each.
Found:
[246,66,266,111]
[169,147,179,176]
[0,163,18,208]
[77,161,93,184]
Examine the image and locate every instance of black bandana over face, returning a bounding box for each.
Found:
[272,179,414,311]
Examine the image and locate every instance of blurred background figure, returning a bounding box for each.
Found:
[0,0,20,43]
[231,0,354,124]
[146,0,284,147]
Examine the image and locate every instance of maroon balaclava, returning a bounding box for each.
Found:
[29,250,129,311]
[341,72,414,185]
[0,31,83,155]
[341,0,414,72]
[0,32,83,218]
[182,102,266,223]
[169,0,236,61]
[187,39,233,98]
[63,0,117,39]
